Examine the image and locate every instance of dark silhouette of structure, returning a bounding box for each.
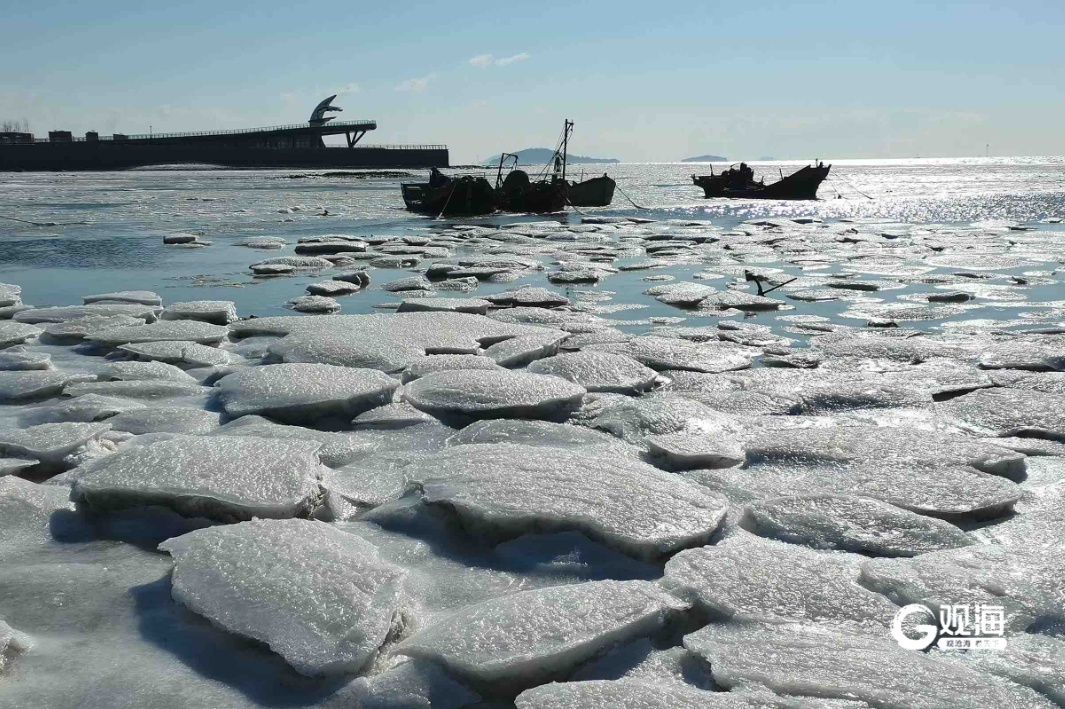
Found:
[0,97,448,171]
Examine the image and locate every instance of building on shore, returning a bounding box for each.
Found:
[0,96,448,171]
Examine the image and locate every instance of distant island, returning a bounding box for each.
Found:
[482,148,619,166]
[681,154,728,162]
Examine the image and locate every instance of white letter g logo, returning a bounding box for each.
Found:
[892,604,938,650]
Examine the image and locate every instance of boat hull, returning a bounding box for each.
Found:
[567,175,616,207]
[401,176,497,216]
[498,170,567,213]
[693,164,830,200]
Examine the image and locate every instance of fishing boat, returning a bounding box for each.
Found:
[567,173,616,207]
[693,162,830,200]
[493,121,574,213]
[400,167,497,216]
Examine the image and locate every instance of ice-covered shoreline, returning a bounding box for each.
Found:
[1,193,1065,706]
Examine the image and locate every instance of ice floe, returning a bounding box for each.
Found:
[90,320,229,346]
[397,580,687,692]
[160,518,407,676]
[405,443,727,559]
[527,351,661,394]
[72,436,326,521]
[663,532,898,627]
[404,369,586,423]
[741,494,974,556]
[216,363,398,423]
[160,300,238,325]
[684,623,1050,709]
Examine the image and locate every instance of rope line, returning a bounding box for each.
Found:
[433,183,459,220]
[615,183,648,210]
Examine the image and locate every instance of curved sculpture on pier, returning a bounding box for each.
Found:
[309,95,343,126]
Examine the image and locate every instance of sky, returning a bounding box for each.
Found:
[2,0,1063,163]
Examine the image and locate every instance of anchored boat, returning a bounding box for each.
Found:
[567,173,616,207]
[693,162,830,200]
[400,168,496,216]
[399,119,617,216]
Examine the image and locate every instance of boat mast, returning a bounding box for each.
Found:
[560,119,573,182]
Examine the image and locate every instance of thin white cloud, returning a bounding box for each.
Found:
[494,52,529,66]
[336,83,361,95]
[394,74,436,92]
[468,52,530,68]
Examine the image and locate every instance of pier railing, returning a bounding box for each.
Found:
[30,120,378,143]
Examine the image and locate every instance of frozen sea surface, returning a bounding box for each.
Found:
[0,158,1063,707]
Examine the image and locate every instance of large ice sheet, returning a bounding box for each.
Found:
[100,360,198,383]
[118,340,233,367]
[0,321,42,348]
[106,407,221,435]
[160,300,238,325]
[72,436,325,521]
[0,348,52,371]
[244,312,555,372]
[0,371,94,403]
[663,532,898,627]
[941,387,1065,441]
[0,476,77,542]
[586,394,742,445]
[515,678,767,708]
[407,444,727,559]
[396,297,491,315]
[742,494,974,556]
[216,363,399,422]
[160,518,408,676]
[396,580,687,692]
[0,422,111,467]
[528,352,660,393]
[979,335,1065,371]
[17,394,145,426]
[743,426,1027,481]
[0,458,37,477]
[405,369,586,423]
[587,336,755,373]
[90,320,229,346]
[402,354,504,382]
[859,543,1065,632]
[14,303,160,324]
[209,415,375,467]
[702,458,1021,520]
[64,380,208,400]
[482,331,568,368]
[484,286,570,308]
[84,290,162,306]
[684,623,1050,709]
[952,632,1065,706]
[647,432,745,469]
[41,315,145,343]
[448,419,630,451]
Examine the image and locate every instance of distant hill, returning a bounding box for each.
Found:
[681,154,728,162]
[482,148,619,166]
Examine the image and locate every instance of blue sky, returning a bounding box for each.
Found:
[2,0,1063,162]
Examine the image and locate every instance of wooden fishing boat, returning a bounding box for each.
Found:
[401,167,497,216]
[497,168,567,213]
[567,174,616,207]
[693,162,830,200]
[492,121,575,214]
